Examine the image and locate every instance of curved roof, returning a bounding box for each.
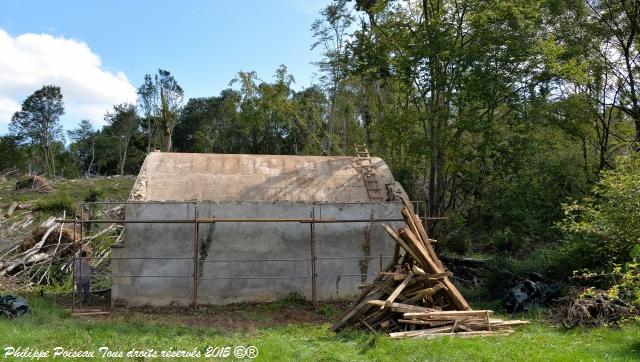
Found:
[129,152,406,203]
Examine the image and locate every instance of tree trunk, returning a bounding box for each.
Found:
[147,117,152,153]
[87,138,95,177]
[163,128,172,152]
[119,147,127,176]
[635,117,640,151]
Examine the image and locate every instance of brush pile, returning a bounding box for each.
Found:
[0,215,80,283]
[551,289,637,328]
[15,176,51,193]
[330,202,528,338]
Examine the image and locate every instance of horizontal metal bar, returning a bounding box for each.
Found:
[79,201,198,205]
[299,218,404,223]
[197,276,312,280]
[111,275,191,278]
[201,258,312,263]
[196,274,380,280]
[59,219,192,224]
[317,274,379,277]
[201,256,395,263]
[83,256,395,262]
[317,255,394,260]
[85,257,193,260]
[56,217,406,224]
[79,201,401,206]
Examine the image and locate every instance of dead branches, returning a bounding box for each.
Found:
[551,290,638,328]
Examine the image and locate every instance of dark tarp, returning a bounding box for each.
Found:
[504,273,562,314]
[0,295,30,318]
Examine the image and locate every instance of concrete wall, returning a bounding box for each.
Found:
[111,202,403,306]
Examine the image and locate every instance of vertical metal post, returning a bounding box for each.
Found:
[310,208,317,308]
[379,254,383,272]
[79,207,84,309]
[192,210,199,311]
[71,219,75,314]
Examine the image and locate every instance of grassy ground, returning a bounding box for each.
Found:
[1,177,638,360]
[0,297,638,361]
[0,176,135,208]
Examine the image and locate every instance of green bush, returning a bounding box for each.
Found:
[83,188,105,202]
[559,154,640,268]
[559,154,640,306]
[34,195,75,216]
[471,244,578,301]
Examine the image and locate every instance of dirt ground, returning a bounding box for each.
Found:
[58,295,351,332]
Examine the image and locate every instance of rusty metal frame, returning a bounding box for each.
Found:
[65,201,410,311]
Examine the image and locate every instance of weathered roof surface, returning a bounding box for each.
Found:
[130,152,406,203]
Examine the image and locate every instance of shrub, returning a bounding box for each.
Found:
[559,154,640,307]
[35,195,75,216]
[84,188,105,202]
[559,154,640,268]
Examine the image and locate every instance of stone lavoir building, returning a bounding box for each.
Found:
[110,152,409,306]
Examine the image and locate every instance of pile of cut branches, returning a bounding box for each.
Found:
[551,289,637,328]
[15,176,51,193]
[0,211,123,286]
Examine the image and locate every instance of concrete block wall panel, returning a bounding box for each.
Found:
[111,201,404,306]
[111,203,197,306]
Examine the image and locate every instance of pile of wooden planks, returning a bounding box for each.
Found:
[329,202,528,338]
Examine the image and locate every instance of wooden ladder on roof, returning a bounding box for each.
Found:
[355,144,384,202]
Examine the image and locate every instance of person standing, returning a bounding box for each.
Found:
[73,250,92,304]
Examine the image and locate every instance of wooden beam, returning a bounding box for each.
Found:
[382,271,414,309]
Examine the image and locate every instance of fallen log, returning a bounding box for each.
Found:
[5,202,17,217]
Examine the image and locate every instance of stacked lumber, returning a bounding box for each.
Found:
[330,203,528,338]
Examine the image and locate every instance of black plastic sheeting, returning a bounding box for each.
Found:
[504,273,562,314]
[0,295,30,318]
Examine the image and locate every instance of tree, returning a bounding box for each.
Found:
[311,0,355,153]
[0,135,27,171]
[587,0,640,147]
[173,90,242,153]
[104,103,139,175]
[9,85,64,176]
[137,74,157,153]
[136,69,184,152]
[67,120,97,177]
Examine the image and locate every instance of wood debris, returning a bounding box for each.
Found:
[551,289,638,328]
[5,202,17,218]
[330,201,528,338]
[0,211,120,285]
[15,175,52,193]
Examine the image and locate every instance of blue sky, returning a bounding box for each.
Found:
[0,0,330,134]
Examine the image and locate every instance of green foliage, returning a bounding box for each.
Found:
[34,195,76,216]
[272,293,307,308]
[560,154,640,268]
[0,298,639,361]
[316,304,338,319]
[440,213,470,255]
[9,85,65,176]
[608,263,640,307]
[469,244,580,301]
[0,135,27,171]
[558,154,640,306]
[83,188,105,203]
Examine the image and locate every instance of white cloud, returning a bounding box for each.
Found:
[0,96,20,126]
[0,28,137,129]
